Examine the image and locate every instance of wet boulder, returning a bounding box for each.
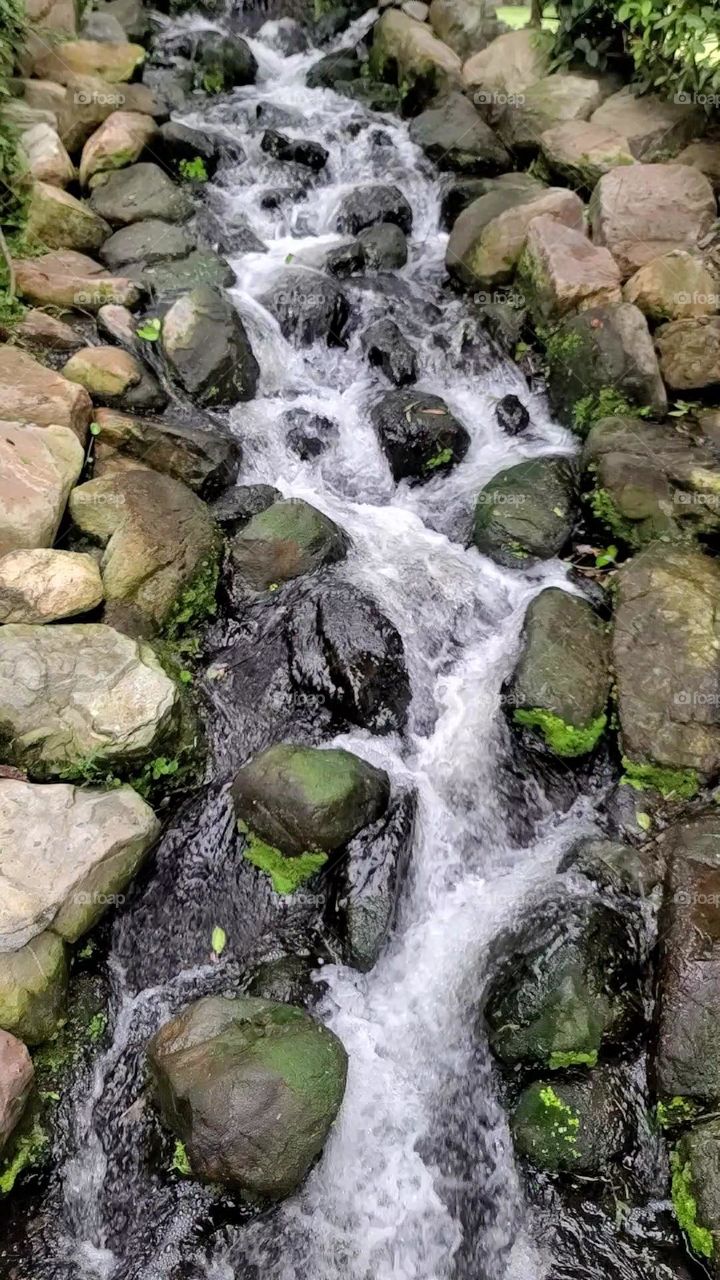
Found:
[446,184,584,290]
[161,285,260,406]
[369,9,461,114]
[246,955,320,1007]
[485,900,642,1069]
[471,456,576,567]
[89,163,194,227]
[100,219,195,272]
[0,932,68,1045]
[559,836,663,898]
[0,624,178,778]
[211,483,281,534]
[70,470,219,629]
[91,407,241,498]
[260,269,350,347]
[589,163,716,280]
[228,497,348,594]
[508,588,610,758]
[0,777,160,953]
[134,249,235,300]
[671,1120,720,1266]
[257,18,309,57]
[409,93,510,175]
[148,995,347,1200]
[260,129,328,172]
[281,408,338,459]
[545,303,667,433]
[612,545,720,790]
[495,394,529,435]
[232,743,390,871]
[369,389,470,483]
[155,121,228,181]
[512,1070,630,1175]
[305,47,360,90]
[329,790,415,972]
[362,318,416,387]
[0,1031,34,1154]
[358,223,408,271]
[192,30,257,92]
[654,814,720,1101]
[335,183,413,236]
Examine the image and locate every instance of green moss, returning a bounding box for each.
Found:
[548,1049,598,1069]
[164,554,219,641]
[178,156,208,183]
[657,1097,699,1130]
[572,388,652,435]
[170,1139,191,1175]
[514,708,607,757]
[201,68,224,94]
[0,1119,49,1195]
[543,326,583,366]
[589,486,641,548]
[239,822,328,895]
[671,1151,714,1259]
[621,758,699,801]
[87,1012,107,1043]
[424,446,454,472]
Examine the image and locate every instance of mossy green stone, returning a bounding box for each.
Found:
[230,498,348,592]
[472,457,576,567]
[0,932,68,1045]
[513,1071,627,1175]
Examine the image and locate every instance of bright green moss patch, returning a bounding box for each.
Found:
[543,327,583,365]
[0,1120,49,1195]
[165,555,220,641]
[549,1049,598,1069]
[572,388,645,434]
[671,1151,714,1259]
[621,758,699,800]
[657,1097,699,1130]
[239,822,328,895]
[590,487,641,548]
[514,708,607,757]
[170,1140,191,1175]
[424,447,453,472]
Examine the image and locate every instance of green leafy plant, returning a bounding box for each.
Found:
[595,544,618,568]
[178,156,208,183]
[201,68,224,95]
[170,1140,191,1175]
[211,925,226,956]
[136,317,161,342]
[549,0,629,73]
[618,0,720,99]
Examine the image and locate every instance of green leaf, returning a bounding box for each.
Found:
[636,811,652,832]
[136,317,161,342]
[89,421,101,436]
[211,925,226,956]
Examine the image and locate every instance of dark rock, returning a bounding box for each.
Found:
[147,994,347,1200]
[260,183,309,210]
[246,955,320,1006]
[100,219,194,271]
[306,48,360,90]
[495,393,529,435]
[89,163,194,228]
[193,31,257,92]
[559,836,664,898]
[281,408,338,459]
[133,250,236,299]
[357,222,408,270]
[512,1068,630,1175]
[471,456,577,567]
[325,240,365,278]
[335,183,413,236]
[672,1119,720,1265]
[161,284,260,407]
[229,497,348,593]
[141,65,193,116]
[259,269,350,347]
[202,206,267,256]
[409,93,511,175]
[92,406,241,498]
[156,121,227,180]
[261,129,329,173]
[369,388,470,483]
[329,790,415,972]
[485,900,643,1069]
[440,173,546,230]
[362,318,416,387]
[210,483,281,533]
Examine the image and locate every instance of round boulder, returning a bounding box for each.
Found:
[229,498,348,593]
[512,1070,630,1175]
[259,269,350,347]
[335,183,413,236]
[471,455,576,567]
[369,389,470,483]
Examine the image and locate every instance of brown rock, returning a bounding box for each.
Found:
[540,120,634,189]
[0,1031,33,1155]
[0,422,84,556]
[62,346,143,401]
[656,316,720,391]
[33,38,145,85]
[25,181,111,252]
[590,163,717,279]
[463,27,551,99]
[14,249,141,312]
[20,123,74,187]
[79,110,157,187]
[519,214,621,320]
[0,549,103,624]
[623,250,720,322]
[446,184,584,289]
[590,86,703,160]
[21,78,67,117]
[3,309,83,353]
[676,140,720,195]
[59,75,159,153]
[0,346,92,440]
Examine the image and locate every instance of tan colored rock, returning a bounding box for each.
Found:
[21,0,77,76]
[446,184,584,289]
[21,78,67,117]
[0,932,68,1044]
[589,163,717,279]
[656,316,720,391]
[623,250,720,322]
[7,309,84,353]
[369,9,462,111]
[14,248,141,312]
[540,120,634,189]
[0,422,84,556]
[463,27,552,99]
[33,39,145,85]
[59,75,159,153]
[519,215,621,321]
[0,347,92,440]
[20,123,74,187]
[79,110,157,187]
[497,73,612,153]
[26,181,111,252]
[675,140,720,195]
[428,0,504,59]
[0,1031,33,1155]
[62,346,143,400]
[590,86,703,161]
[0,549,103,623]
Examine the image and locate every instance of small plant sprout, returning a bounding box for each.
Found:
[136,317,161,342]
[178,156,208,183]
[89,422,101,437]
[211,926,226,957]
[636,811,652,832]
[595,545,618,569]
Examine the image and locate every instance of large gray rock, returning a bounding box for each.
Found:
[672,1120,720,1268]
[0,1031,34,1154]
[91,407,240,498]
[509,588,610,758]
[161,285,259,407]
[89,162,194,227]
[148,995,347,1199]
[0,422,84,557]
[471,455,576,567]
[613,545,720,787]
[0,624,178,778]
[409,93,510,174]
[335,183,413,236]
[0,932,68,1044]
[446,184,584,290]
[25,181,110,252]
[0,778,160,952]
[99,218,194,271]
[540,119,634,189]
[369,9,462,114]
[589,163,717,280]
[497,73,610,154]
[259,269,350,347]
[656,317,720,392]
[229,498,348,594]
[590,86,703,161]
[429,0,506,59]
[70,470,218,628]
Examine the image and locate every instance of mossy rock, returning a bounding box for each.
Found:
[672,1121,720,1263]
[229,498,348,594]
[0,933,68,1046]
[512,1070,629,1175]
[471,455,577,567]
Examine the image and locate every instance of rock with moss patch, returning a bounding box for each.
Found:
[583,414,720,550]
[656,317,720,393]
[0,624,178,778]
[91,407,240,498]
[446,184,584,291]
[369,388,470,483]
[0,1031,34,1156]
[509,588,609,758]
[26,181,111,252]
[148,994,346,1199]
[89,163,194,227]
[32,38,145,83]
[497,73,612,156]
[79,109,157,187]
[623,251,720,323]
[613,545,720,788]
[671,1122,720,1265]
[539,120,634,189]
[0,932,68,1045]
[408,93,510,175]
[369,9,461,114]
[232,742,390,894]
[70,470,218,629]
[518,215,621,322]
[161,285,259,406]
[485,900,642,1069]
[471,455,576,567]
[229,497,347,594]
[512,1071,629,1175]
[545,302,667,433]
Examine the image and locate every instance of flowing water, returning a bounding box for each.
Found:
[1,13,688,1280]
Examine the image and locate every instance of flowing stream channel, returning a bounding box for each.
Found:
[2,11,681,1280]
